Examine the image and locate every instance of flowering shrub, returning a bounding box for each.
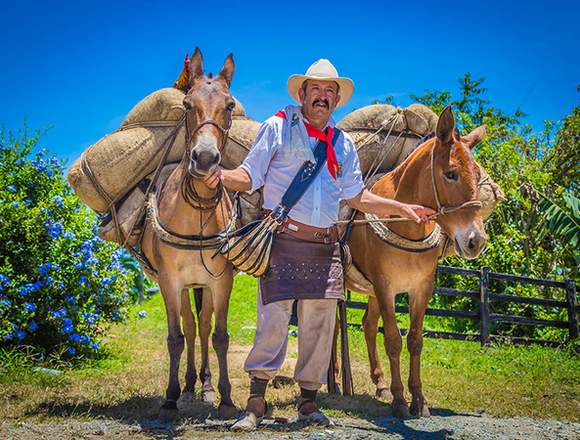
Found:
[0,128,134,357]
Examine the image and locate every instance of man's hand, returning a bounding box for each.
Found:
[396,202,436,223]
[201,166,253,192]
[202,166,222,189]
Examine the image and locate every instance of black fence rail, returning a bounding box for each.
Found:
[344,265,578,347]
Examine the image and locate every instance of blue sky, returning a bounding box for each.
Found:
[1,0,578,165]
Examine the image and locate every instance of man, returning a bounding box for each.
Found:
[203,59,434,430]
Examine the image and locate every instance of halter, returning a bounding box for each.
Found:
[180,109,232,209]
[149,106,235,279]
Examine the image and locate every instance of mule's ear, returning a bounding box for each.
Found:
[436,105,455,144]
[218,53,235,87]
[188,47,204,81]
[462,125,487,149]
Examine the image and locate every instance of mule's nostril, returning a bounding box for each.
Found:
[468,238,475,250]
[190,149,198,161]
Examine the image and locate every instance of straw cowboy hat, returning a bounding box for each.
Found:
[288,59,354,108]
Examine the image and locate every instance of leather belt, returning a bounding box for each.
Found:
[260,209,338,244]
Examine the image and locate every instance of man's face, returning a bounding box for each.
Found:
[299,79,341,121]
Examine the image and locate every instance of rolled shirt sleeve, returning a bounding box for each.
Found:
[239,120,279,194]
[339,133,365,200]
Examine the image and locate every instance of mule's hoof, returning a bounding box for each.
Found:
[217,403,239,419]
[202,389,217,403]
[159,401,179,422]
[410,401,431,417]
[391,401,410,419]
[376,388,392,400]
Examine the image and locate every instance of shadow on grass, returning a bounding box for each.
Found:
[24,394,223,438]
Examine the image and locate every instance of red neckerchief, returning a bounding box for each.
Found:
[274,110,339,180]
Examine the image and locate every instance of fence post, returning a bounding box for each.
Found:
[479,266,490,346]
[565,278,578,340]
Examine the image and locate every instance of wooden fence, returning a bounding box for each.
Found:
[342,265,578,347]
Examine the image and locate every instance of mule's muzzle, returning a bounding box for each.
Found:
[188,147,221,177]
[454,229,486,260]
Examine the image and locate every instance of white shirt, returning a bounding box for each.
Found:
[240,105,364,228]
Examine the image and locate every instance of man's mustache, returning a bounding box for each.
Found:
[313,98,329,107]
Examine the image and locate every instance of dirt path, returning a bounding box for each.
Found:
[1,413,579,439]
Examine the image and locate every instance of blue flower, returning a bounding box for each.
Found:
[16,330,26,341]
[24,302,36,313]
[28,321,38,331]
[11,202,19,208]
[23,198,32,205]
[4,332,14,341]
[50,308,67,319]
[0,274,9,286]
[6,185,16,193]
[138,310,147,318]
[61,323,74,334]
[67,347,76,356]
[83,312,99,325]
[0,299,11,308]
[52,195,64,208]
[62,231,75,240]
[38,262,55,275]
[18,282,42,297]
[91,341,100,351]
[47,221,63,239]
[81,240,93,253]
[79,335,90,345]
[65,295,75,303]
[69,333,82,343]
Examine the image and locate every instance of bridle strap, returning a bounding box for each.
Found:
[429,142,483,216]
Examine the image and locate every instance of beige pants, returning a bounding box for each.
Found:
[244,288,337,390]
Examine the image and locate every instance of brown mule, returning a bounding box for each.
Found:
[347,106,487,418]
[140,48,237,420]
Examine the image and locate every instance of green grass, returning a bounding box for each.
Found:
[1,274,579,424]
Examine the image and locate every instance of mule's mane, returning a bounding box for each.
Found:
[388,137,436,189]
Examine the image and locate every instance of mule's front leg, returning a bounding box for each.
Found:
[210,278,237,418]
[198,288,217,403]
[408,289,431,417]
[159,278,185,420]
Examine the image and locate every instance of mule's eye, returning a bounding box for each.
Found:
[445,171,458,181]
[226,102,235,112]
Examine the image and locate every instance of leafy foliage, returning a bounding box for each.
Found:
[0,127,134,358]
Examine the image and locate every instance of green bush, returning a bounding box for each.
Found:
[0,127,134,358]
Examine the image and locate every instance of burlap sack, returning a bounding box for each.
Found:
[98,163,179,246]
[68,88,249,213]
[336,104,437,175]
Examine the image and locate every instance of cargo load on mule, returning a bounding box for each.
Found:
[68,85,502,258]
[67,85,260,246]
